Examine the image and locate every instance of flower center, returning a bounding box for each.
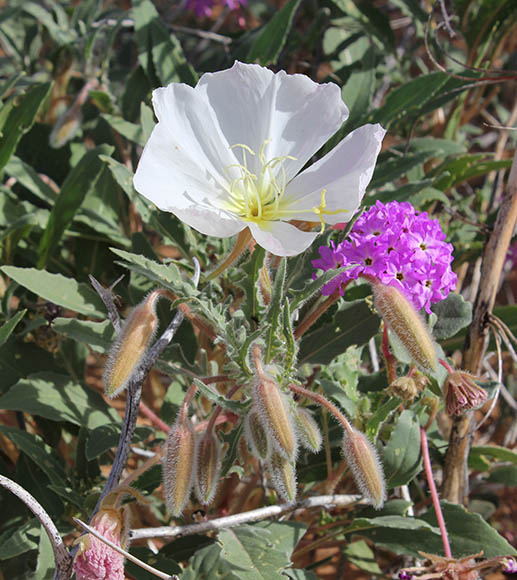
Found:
[223,140,350,230]
[223,141,293,224]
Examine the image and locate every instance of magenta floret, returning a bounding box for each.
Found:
[313,201,457,313]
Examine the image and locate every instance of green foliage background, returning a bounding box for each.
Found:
[0,0,516,578]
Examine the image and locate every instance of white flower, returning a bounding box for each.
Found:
[133,61,385,257]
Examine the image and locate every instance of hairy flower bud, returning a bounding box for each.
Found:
[103,292,159,398]
[74,507,128,580]
[244,410,270,460]
[253,370,297,459]
[268,451,297,502]
[443,371,488,416]
[163,413,197,517]
[388,375,427,403]
[342,428,386,509]
[194,427,222,505]
[373,283,437,372]
[294,407,322,453]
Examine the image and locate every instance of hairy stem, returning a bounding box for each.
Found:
[294,289,340,340]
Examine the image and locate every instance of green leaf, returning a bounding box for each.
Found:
[0,82,52,172]
[420,502,517,558]
[132,0,197,86]
[111,248,198,299]
[298,300,380,364]
[247,0,301,66]
[37,145,114,268]
[0,309,26,346]
[0,371,121,429]
[470,445,517,465]
[0,266,105,318]
[52,318,114,352]
[265,258,287,363]
[0,426,68,487]
[33,526,54,580]
[102,114,147,146]
[366,397,401,441]
[487,465,517,486]
[86,425,153,460]
[240,246,266,323]
[431,293,472,339]
[5,156,57,204]
[342,540,381,574]
[382,410,422,487]
[369,151,434,189]
[126,548,181,579]
[0,519,40,560]
[192,378,246,414]
[182,522,307,579]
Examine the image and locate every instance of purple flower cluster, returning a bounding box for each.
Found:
[187,0,245,18]
[313,201,457,313]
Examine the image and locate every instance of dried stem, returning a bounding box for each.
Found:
[420,427,452,558]
[206,228,252,280]
[0,475,72,580]
[443,152,517,503]
[129,494,360,540]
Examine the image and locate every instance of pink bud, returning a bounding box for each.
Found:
[73,508,126,580]
[443,371,488,416]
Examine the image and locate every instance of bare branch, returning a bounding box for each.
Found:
[0,475,72,580]
[89,274,124,333]
[130,494,361,540]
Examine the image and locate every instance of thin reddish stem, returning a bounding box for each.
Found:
[420,426,452,558]
[140,401,170,433]
[288,383,353,435]
[439,358,455,374]
[382,325,397,383]
[294,290,340,340]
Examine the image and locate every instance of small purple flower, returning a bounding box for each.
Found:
[503,558,517,573]
[398,571,414,580]
[187,0,246,18]
[313,200,457,313]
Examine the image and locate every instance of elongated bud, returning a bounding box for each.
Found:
[194,427,221,505]
[253,371,297,459]
[268,451,297,503]
[373,283,437,372]
[342,428,386,509]
[244,410,270,460]
[103,292,159,397]
[163,413,197,517]
[294,407,322,453]
[443,370,488,416]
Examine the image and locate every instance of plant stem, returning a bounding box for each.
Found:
[294,289,340,339]
[0,476,72,580]
[129,494,360,540]
[206,228,252,280]
[420,427,452,558]
[382,324,397,383]
[443,152,517,503]
[288,383,353,436]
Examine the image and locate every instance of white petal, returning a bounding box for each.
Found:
[248,221,318,257]
[197,61,349,181]
[134,82,238,213]
[173,205,245,238]
[283,124,386,224]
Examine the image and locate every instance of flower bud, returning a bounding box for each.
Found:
[342,428,386,509]
[74,507,127,580]
[163,413,197,517]
[373,283,437,372]
[268,451,297,503]
[244,410,270,460]
[388,375,426,403]
[194,427,221,505]
[443,371,488,416]
[103,292,159,398]
[294,407,322,453]
[253,371,297,459]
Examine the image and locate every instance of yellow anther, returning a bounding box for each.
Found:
[312,189,351,232]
